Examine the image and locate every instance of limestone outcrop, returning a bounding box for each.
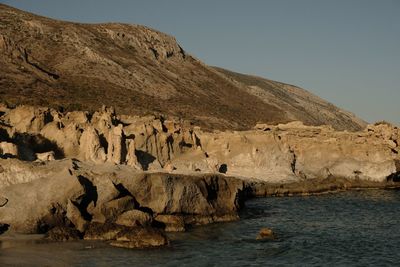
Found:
[0,105,398,184]
[0,158,249,248]
[0,104,399,249]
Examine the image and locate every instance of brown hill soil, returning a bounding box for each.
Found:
[0,4,365,131]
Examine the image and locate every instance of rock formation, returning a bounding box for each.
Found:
[0,3,398,251]
[0,105,398,183]
[0,104,398,249]
[0,158,248,247]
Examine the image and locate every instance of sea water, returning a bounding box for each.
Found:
[1,189,400,266]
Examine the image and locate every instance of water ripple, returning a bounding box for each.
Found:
[1,190,400,266]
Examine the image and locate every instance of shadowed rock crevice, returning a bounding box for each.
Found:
[14,133,64,160]
[74,175,98,221]
[289,148,297,174]
[204,178,219,202]
[135,150,156,170]
[112,182,134,199]
[218,164,227,174]
[387,171,400,183]
[0,223,10,234]
[395,160,400,171]
[99,134,109,154]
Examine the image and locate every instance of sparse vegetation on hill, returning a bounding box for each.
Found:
[0,3,365,131]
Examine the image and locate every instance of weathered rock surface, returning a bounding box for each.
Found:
[0,105,398,250]
[0,158,249,248]
[0,105,398,184]
[79,126,107,163]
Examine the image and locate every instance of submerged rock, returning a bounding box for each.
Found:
[109,227,168,249]
[45,226,81,241]
[84,223,127,241]
[115,210,153,227]
[256,227,275,240]
[154,214,185,232]
[84,222,169,249]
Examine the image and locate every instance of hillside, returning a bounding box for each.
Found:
[214,67,367,131]
[0,4,366,131]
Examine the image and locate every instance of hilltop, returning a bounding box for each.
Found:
[0,4,365,131]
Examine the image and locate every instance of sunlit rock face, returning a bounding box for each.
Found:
[0,105,398,248]
[0,106,398,183]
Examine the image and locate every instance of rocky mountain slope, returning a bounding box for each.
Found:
[214,68,367,131]
[0,4,365,131]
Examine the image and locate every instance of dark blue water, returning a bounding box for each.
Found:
[1,189,400,266]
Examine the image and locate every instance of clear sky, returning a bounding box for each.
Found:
[2,0,399,124]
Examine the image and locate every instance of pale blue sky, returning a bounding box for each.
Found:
[2,0,399,124]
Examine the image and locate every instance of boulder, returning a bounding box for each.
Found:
[35,151,55,161]
[90,106,115,135]
[79,126,106,163]
[0,163,84,233]
[107,124,124,164]
[4,105,52,134]
[154,214,185,232]
[40,122,82,158]
[64,111,89,125]
[109,227,169,249]
[0,142,18,158]
[45,226,81,241]
[125,138,141,169]
[90,195,137,224]
[117,173,246,217]
[84,222,125,241]
[66,199,89,233]
[115,209,153,227]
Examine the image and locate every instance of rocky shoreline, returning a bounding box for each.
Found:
[0,104,399,248]
[0,158,250,248]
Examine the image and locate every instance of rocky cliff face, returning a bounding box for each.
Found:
[0,159,247,234]
[0,104,398,184]
[0,104,398,246]
[0,3,365,131]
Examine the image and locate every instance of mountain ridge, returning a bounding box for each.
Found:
[0,3,366,131]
